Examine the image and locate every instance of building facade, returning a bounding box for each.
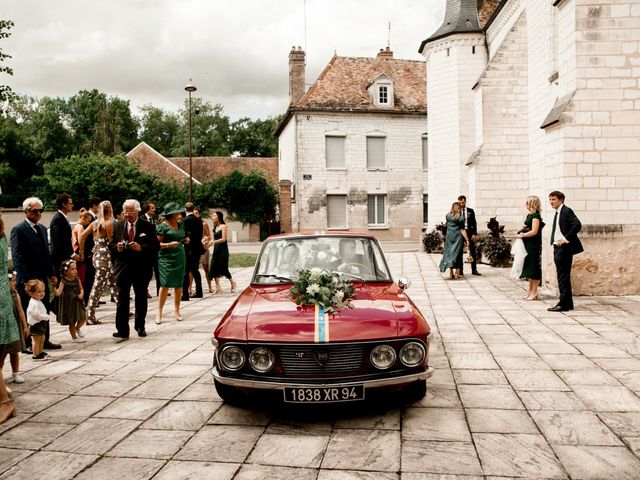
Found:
[277,47,429,241]
[421,0,640,294]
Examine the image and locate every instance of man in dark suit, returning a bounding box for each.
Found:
[83,197,100,305]
[10,197,61,350]
[142,202,160,297]
[182,202,204,299]
[50,193,81,272]
[458,195,481,276]
[548,191,583,312]
[109,199,159,339]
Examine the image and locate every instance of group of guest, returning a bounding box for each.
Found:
[437,191,582,312]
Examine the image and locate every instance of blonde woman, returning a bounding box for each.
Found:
[439,202,469,279]
[72,208,93,285]
[80,201,118,324]
[514,195,545,300]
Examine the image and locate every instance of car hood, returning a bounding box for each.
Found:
[215,283,428,343]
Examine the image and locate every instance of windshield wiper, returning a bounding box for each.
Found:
[332,270,365,282]
[255,274,294,282]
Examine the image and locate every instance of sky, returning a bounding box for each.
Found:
[3,0,444,120]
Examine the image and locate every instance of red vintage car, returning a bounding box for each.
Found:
[211,233,434,404]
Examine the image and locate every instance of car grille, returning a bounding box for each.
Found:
[278,344,367,378]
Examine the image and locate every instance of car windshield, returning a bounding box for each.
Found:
[253,236,392,284]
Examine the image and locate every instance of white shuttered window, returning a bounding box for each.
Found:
[368,195,386,226]
[327,195,347,229]
[366,136,385,170]
[325,136,345,168]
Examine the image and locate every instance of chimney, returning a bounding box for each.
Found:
[377,47,394,59]
[288,46,306,105]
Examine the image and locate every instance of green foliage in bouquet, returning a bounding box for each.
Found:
[289,269,356,314]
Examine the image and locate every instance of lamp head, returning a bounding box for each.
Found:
[185,80,197,93]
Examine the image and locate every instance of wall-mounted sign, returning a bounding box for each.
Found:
[303,174,312,180]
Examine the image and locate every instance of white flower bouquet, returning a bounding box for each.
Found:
[289,268,356,314]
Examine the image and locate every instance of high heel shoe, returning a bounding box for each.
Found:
[230,280,237,293]
[155,314,162,325]
[175,313,183,321]
[525,295,538,301]
[212,288,221,295]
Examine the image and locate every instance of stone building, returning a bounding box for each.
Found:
[276,47,428,240]
[421,0,640,295]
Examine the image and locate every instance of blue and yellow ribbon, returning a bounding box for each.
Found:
[314,304,330,343]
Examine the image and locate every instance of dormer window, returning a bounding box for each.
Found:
[369,74,394,108]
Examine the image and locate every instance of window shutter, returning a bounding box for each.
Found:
[368,196,376,224]
[367,137,385,169]
[327,195,347,229]
[422,136,428,170]
[377,195,385,224]
[326,136,345,168]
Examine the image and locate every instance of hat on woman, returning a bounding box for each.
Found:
[161,202,185,217]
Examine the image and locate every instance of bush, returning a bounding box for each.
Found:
[477,216,512,267]
[422,230,443,253]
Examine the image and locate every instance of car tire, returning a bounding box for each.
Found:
[214,379,245,404]
[406,379,427,400]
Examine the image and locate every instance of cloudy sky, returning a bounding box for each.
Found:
[3,0,444,120]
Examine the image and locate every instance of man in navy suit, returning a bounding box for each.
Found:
[10,197,62,350]
[182,202,204,300]
[50,192,81,271]
[548,191,584,312]
[458,195,481,276]
[109,199,159,339]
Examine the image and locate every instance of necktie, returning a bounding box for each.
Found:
[464,208,468,229]
[128,223,135,242]
[34,225,45,245]
[550,210,558,245]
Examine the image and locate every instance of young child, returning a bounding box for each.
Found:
[25,280,51,360]
[0,271,29,383]
[54,260,87,343]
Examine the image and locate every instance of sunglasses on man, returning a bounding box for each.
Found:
[27,208,44,214]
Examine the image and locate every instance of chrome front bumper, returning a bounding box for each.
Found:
[211,366,434,390]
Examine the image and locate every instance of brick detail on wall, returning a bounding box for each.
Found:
[279,180,293,233]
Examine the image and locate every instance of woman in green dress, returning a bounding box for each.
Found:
[439,202,469,279]
[156,202,189,324]
[515,195,545,300]
[0,214,19,422]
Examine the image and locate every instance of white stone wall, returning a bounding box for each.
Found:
[422,34,487,230]
[289,112,428,240]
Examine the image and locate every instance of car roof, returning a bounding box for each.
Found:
[264,232,379,242]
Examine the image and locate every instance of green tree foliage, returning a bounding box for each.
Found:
[195,169,277,227]
[229,115,280,157]
[31,153,187,209]
[138,104,180,156]
[0,20,14,105]
[172,98,231,157]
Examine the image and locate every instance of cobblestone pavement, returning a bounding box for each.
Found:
[2,253,640,479]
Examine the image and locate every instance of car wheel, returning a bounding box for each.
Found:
[214,379,244,404]
[406,379,427,400]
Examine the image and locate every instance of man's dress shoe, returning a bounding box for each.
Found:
[43,342,62,350]
[112,332,129,340]
[135,328,147,337]
[547,305,570,312]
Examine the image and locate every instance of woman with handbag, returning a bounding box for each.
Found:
[514,196,545,300]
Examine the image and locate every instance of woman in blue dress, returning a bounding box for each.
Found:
[439,202,469,279]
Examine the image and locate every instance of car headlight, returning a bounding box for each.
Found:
[370,344,396,370]
[219,346,246,371]
[400,342,425,367]
[249,347,275,373]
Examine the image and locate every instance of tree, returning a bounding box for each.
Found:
[229,116,280,157]
[138,105,180,156]
[171,98,231,157]
[0,20,14,105]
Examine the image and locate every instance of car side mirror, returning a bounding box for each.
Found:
[398,276,411,291]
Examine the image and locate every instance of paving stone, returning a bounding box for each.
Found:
[44,417,140,454]
[452,369,509,385]
[11,392,67,414]
[540,354,598,370]
[141,400,219,430]
[611,370,640,391]
[322,430,400,472]
[411,386,461,408]
[486,343,539,357]
[401,440,482,475]
[76,379,141,397]
[458,385,524,409]
[104,348,155,363]
[333,409,400,431]
[557,369,622,387]
[0,413,30,435]
[597,412,640,437]
[153,460,239,480]
[466,408,538,434]
[494,355,551,370]
[27,360,87,377]
[208,403,273,426]
[248,433,328,468]
[0,451,98,480]
[234,464,317,480]
[474,433,567,479]
[0,447,34,476]
[155,363,210,377]
[447,352,499,369]
[530,343,580,355]
[125,376,195,399]
[175,425,263,462]
[571,386,640,412]
[503,369,570,391]
[105,361,168,381]
[30,395,114,424]
[531,411,623,446]
[106,428,193,459]
[402,475,479,480]
[73,360,128,375]
[73,456,165,480]
[574,343,631,358]
[29,374,99,395]
[518,391,588,411]
[318,471,398,480]
[174,381,219,401]
[0,422,73,450]
[402,408,470,441]
[93,397,167,420]
[553,445,640,480]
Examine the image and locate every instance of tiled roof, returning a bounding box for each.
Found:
[169,156,279,186]
[293,55,426,113]
[478,0,503,28]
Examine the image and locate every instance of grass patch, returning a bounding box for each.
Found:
[229,253,258,268]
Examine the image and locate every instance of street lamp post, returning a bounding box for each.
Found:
[185,80,197,202]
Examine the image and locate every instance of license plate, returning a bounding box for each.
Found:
[284,385,365,403]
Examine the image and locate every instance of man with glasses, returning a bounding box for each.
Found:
[10,197,62,351]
